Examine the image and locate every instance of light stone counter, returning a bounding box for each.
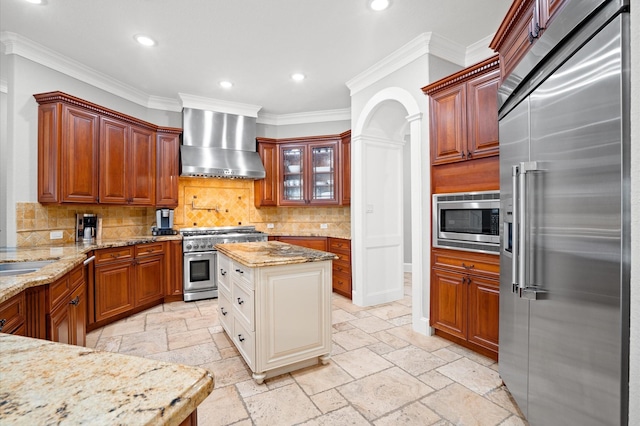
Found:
[215,240,337,268]
[0,333,213,425]
[0,235,181,304]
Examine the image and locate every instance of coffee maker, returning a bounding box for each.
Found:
[76,213,98,243]
[152,209,176,236]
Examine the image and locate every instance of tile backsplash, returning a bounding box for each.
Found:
[16,177,351,247]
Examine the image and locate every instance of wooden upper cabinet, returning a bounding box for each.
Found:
[255,132,350,208]
[423,56,500,166]
[489,0,568,81]
[128,125,155,206]
[35,91,180,207]
[254,140,278,207]
[156,131,180,208]
[37,100,100,204]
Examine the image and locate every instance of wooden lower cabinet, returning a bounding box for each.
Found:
[93,243,165,326]
[0,292,27,336]
[275,236,327,251]
[165,239,184,301]
[47,263,87,346]
[430,248,499,359]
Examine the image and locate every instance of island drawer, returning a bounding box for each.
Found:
[231,260,254,288]
[218,292,232,334]
[232,281,255,332]
[233,317,255,369]
[218,255,231,295]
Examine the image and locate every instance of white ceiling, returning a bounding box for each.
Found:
[1,0,510,117]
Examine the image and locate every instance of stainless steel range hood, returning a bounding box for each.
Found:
[180,108,266,179]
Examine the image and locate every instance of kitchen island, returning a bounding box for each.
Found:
[0,333,214,426]
[215,241,336,383]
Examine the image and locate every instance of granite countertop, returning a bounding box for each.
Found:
[216,241,338,268]
[0,334,214,425]
[0,235,181,304]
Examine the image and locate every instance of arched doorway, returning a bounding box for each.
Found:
[351,87,430,335]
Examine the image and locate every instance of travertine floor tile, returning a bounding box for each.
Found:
[168,327,213,350]
[199,356,251,388]
[332,327,379,351]
[118,329,167,356]
[244,383,320,426]
[147,342,221,366]
[292,362,353,395]
[367,303,412,320]
[383,345,448,376]
[338,367,434,421]
[436,357,502,395]
[185,314,219,331]
[197,383,249,426]
[373,401,442,426]
[100,317,145,337]
[146,318,188,334]
[350,316,395,334]
[332,308,358,324]
[309,388,349,414]
[370,329,411,350]
[385,325,452,352]
[300,406,370,425]
[417,370,454,390]
[422,383,510,425]
[332,347,394,379]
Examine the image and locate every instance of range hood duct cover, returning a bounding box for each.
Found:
[180,108,266,179]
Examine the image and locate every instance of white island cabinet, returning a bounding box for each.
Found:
[216,241,335,383]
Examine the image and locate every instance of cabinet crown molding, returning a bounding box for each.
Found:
[421,56,500,96]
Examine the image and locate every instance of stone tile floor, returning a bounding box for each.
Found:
[86,275,527,425]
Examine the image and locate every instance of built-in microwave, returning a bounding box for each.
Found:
[432,190,500,254]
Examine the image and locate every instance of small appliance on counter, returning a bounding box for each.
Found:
[76,213,98,243]
[152,208,177,236]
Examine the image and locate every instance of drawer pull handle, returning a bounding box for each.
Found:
[221,307,228,316]
[220,269,227,276]
[69,296,80,306]
[237,298,244,305]
[235,268,244,274]
[238,334,245,342]
[461,263,475,270]
[0,319,6,332]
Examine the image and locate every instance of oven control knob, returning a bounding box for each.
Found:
[207,244,213,248]
[186,244,192,250]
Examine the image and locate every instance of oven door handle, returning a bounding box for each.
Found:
[184,251,217,257]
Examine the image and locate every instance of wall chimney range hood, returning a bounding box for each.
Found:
[180,108,266,179]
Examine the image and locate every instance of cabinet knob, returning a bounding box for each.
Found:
[237,297,244,305]
[461,152,465,159]
[221,307,228,316]
[69,296,80,306]
[467,150,472,159]
[235,268,244,275]
[0,319,6,332]
[220,269,227,276]
[238,334,245,342]
[461,263,475,270]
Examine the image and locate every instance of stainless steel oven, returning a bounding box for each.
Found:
[433,190,500,254]
[183,250,217,302]
[181,226,267,302]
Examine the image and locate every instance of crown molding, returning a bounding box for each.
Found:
[178,92,262,117]
[257,108,351,126]
[346,32,466,96]
[465,34,497,67]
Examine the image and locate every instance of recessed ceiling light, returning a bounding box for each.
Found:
[370,0,390,11]
[219,81,233,89]
[134,34,156,47]
[291,73,305,82]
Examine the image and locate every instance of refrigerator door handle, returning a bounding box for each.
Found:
[511,164,520,293]
[518,161,541,291]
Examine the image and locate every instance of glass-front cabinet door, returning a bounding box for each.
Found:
[310,143,338,204]
[279,141,339,205]
[281,145,305,203]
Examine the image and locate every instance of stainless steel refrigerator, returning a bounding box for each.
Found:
[498,0,630,425]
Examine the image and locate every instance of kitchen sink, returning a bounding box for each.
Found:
[0,260,55,277]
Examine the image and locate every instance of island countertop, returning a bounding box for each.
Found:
[0,333,214,426]
[215,241,337,268]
